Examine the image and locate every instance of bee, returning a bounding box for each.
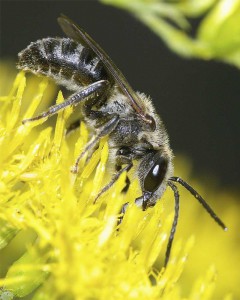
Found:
[17,15,227,267]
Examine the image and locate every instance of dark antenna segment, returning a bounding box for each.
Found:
[169,176,227,231]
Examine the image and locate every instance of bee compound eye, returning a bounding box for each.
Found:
[143,157,168,192]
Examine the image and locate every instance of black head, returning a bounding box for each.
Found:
[138,150,173,209]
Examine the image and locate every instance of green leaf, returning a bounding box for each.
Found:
[101,0,240,68]
[198,0,240,66]
[4,248,49,297]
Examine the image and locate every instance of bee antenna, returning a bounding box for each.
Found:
[165,181,180,267]
[169,176,227,231]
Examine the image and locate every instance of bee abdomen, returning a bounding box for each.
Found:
[17,38,110,91]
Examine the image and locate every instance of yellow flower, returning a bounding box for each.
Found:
[0,62,239,299]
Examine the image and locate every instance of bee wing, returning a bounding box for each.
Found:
[58,15,153,124]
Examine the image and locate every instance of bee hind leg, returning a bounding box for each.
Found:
[66,80,112,134]
[22,80,110,124]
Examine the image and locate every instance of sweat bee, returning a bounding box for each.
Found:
[17,15,227,266]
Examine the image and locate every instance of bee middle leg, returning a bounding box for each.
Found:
[66,119,81,135]
[72,113,120,173]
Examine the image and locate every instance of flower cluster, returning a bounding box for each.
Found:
[0,64,238,299]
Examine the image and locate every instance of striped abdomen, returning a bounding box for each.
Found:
[17,38,111,91]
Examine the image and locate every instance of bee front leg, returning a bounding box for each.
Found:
[118,192,154,224]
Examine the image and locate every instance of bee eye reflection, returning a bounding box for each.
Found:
[144,157,168,192]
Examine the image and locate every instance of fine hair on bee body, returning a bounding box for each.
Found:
[17,15,227,267]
